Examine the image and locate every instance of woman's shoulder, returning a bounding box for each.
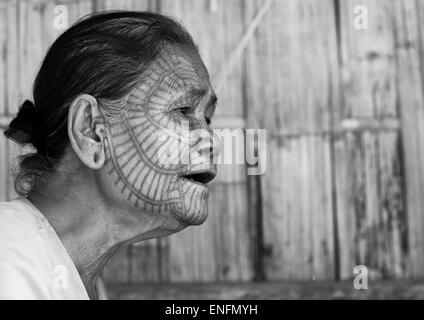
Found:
[0,198,39,245]
[0,198,52,299]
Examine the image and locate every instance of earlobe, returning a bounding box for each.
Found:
[68,94,107,170]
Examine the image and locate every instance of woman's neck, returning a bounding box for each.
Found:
[27,180,118,299]
[25,162,183,299]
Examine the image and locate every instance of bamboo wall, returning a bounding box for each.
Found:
[0,0,424,283]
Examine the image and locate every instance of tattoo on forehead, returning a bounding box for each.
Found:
[104,45,209,223]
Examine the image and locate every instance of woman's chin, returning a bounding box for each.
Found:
[181,180,209,225]
[170,203,208,226]
[170,185,210,226]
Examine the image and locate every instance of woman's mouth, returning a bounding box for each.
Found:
[180,169,216,185]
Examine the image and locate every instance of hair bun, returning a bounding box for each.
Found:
[3,100,39,146]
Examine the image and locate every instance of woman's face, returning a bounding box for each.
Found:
[99,44,218,230]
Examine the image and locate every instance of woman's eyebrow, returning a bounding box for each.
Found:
[177,88,207,103]
[191,88,217,105]
[189,88,208,97]
[169,88,216,106]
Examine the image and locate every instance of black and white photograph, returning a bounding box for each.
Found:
[0,0,423,307]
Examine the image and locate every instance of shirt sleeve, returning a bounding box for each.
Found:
[0,264,49,299]
[0,242,51,300]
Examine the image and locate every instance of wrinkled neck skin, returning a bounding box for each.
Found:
[27,153,183,299]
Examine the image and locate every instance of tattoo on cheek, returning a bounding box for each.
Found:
[103,47,209,224]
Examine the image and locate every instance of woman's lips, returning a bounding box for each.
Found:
[181,171,216,184]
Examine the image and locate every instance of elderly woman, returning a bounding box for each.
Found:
[0,11,217,299]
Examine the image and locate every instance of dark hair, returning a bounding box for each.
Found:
[4,11,197,195]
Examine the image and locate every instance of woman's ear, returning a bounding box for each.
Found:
[68,94,107,170]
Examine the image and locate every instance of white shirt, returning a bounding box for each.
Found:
[0,197,90,299]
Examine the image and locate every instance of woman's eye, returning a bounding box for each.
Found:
[176,107,191,115]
